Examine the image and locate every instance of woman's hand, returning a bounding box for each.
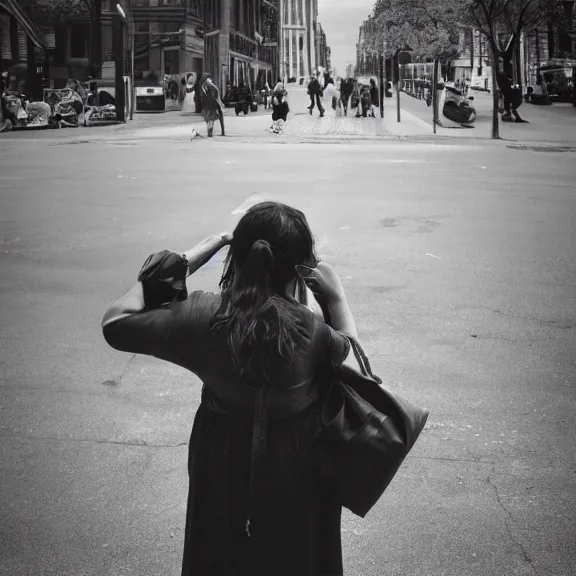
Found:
[295,261,345,303]
[219,232,233,245]
[183,232,232,276]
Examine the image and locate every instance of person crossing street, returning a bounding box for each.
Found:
[307,74,325,118]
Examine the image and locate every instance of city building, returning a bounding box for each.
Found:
[280,0,332,81]
[18,0,278,93]
[314,21,330,74]
[0,0,47,98]
[130,0,279,91]
[355,18,380,78]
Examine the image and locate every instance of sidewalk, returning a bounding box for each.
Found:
[396,89,576,145]
[2,85,574,146]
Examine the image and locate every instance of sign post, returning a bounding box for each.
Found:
[432,58,439,134]
[278,0,284,82]
[379,53,384,118]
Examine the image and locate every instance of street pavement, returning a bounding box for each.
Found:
[1,109,575,576]
[1,84,575,145]
[393,87,576,144]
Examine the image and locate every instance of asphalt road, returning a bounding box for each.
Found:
[1,132,575,576]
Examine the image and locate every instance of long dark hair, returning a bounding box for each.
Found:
[213,202,318,385]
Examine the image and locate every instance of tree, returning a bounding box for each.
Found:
[372,0,466,62]
[545,0,576,57]
[21,0,102,77]
[467,0,548,76]
[466,0,550,138]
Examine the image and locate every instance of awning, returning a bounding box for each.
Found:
[0,0,46,51]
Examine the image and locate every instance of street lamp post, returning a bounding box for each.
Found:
[279,0,285,82]
[379,52,384,118]
[114,3,126,123]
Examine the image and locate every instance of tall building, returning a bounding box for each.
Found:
[356,18,379,77]
[314,21,328,73]
[18,0,278,93]
[216,0,279,91]
[279,0,318,80]
[130,0,278,92]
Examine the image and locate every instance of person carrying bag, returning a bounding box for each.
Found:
[102,201,429,576]
[296,263,429,518]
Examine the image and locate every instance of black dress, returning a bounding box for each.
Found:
[103,290,351,576]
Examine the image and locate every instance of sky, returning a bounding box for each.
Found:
[318,0,375,75]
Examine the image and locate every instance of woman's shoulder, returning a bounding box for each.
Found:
[187,290,221,309]
[182,290,222,327]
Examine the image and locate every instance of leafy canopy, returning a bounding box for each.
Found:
[370,0,467,61]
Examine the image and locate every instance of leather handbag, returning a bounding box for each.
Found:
[312,337,429,518]
[137,250,188,310]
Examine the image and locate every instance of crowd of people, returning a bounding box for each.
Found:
[188,71,384,139]
[306,73,380,119]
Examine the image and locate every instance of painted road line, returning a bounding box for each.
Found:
[231,194,267,215]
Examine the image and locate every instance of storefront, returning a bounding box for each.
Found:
[0,0,46,99]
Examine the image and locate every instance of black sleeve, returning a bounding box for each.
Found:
[103,291,218,369]
[315,320,351,365]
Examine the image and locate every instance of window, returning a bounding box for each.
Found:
[70,24,89,59]
[188,0,201,17]
[0,13,12,60]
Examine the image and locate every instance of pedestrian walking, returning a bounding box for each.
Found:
[340,77,354,116]
[307,74,324,117]
[261,81,271,110]
[498,68,528,123]
[270,78,289,134]
[181,74,196,116]
[101,201,361,576]
[369,78,379,118]
[234,82,252,116]
[199,72,225,138]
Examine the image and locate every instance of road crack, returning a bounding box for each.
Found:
[478,306,572,329]
[1,434,188,448]
[487,464,538,575]
[411,455,493,465]
[118,354,137,384]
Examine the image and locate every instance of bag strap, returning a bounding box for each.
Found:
[347,336,383,385]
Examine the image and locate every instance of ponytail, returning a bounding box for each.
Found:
[214,239,306,384]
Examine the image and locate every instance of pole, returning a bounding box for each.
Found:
[114,16,126,123]
[396,61,401,122]
[490,43,500,139]
[130,22,135,120]
[379,52,384,118]
[432,58,438,134]
[278,0,284,82]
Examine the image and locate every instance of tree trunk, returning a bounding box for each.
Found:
[490,43,500,139]
[470,28,475,78]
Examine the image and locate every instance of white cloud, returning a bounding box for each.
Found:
[318,0,375,74]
